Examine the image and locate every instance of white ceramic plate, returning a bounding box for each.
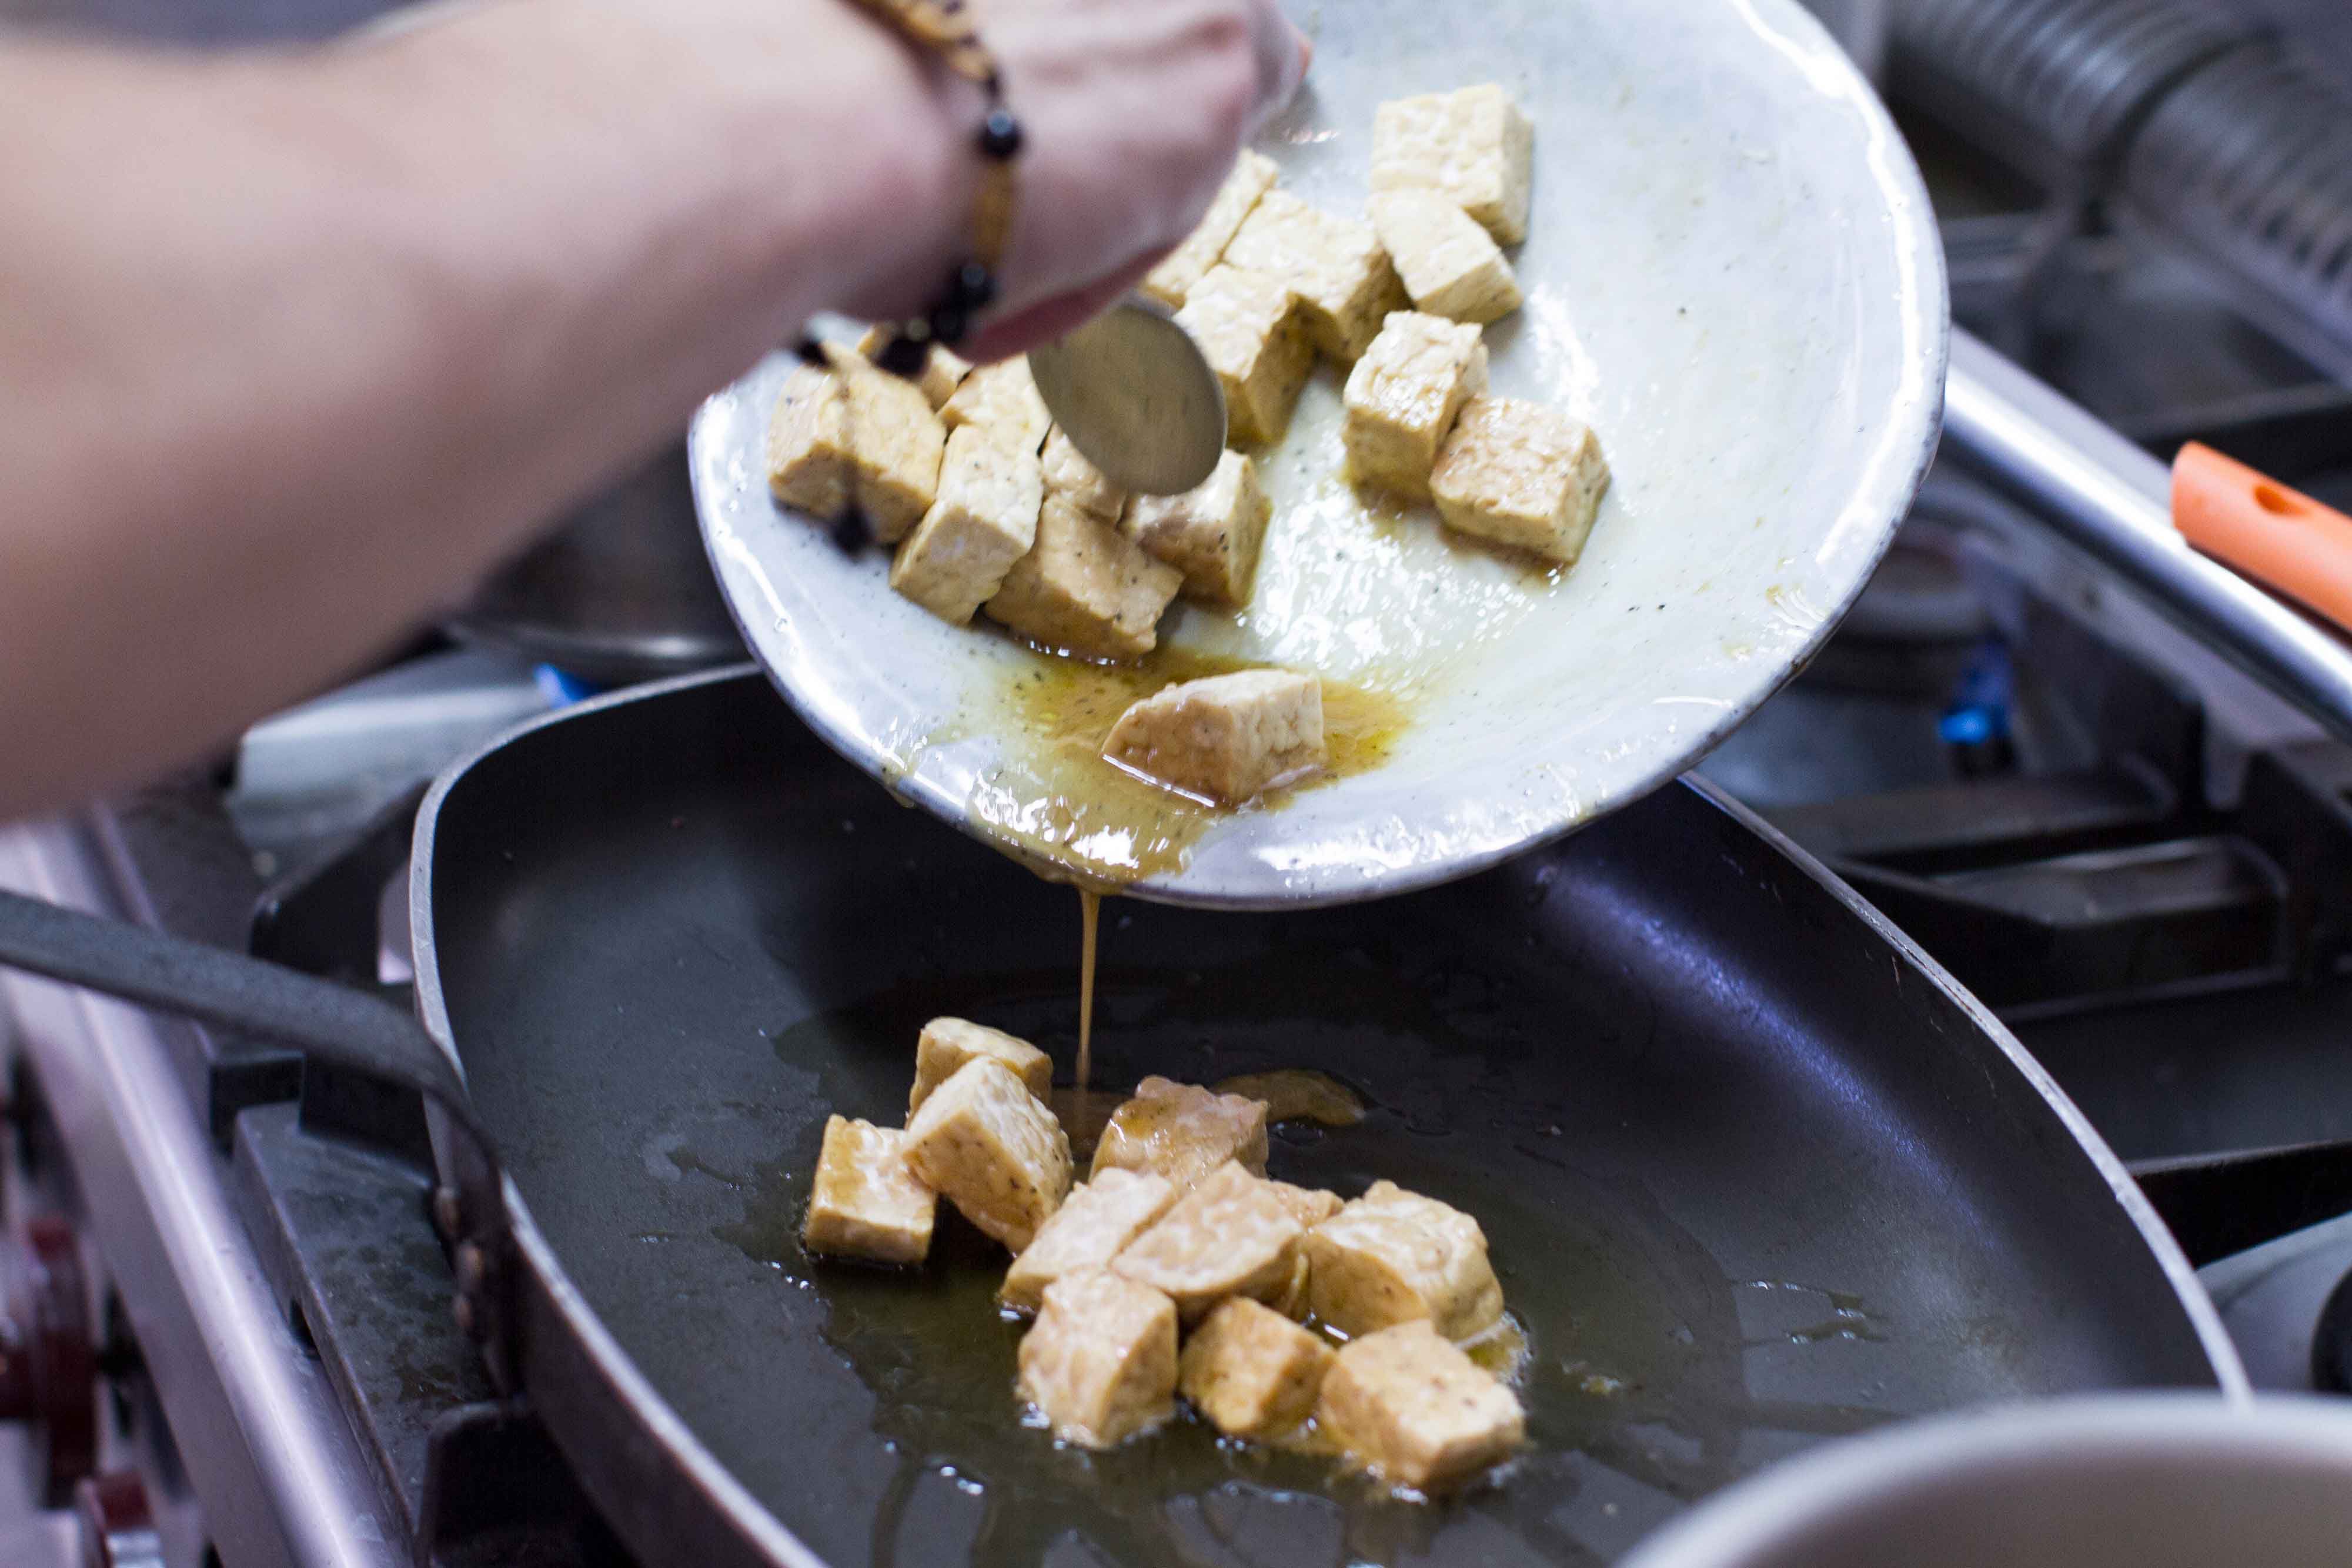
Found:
[691,0,1948,908]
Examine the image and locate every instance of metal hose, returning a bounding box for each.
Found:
[2122,40,2352,378]
[1889,0,2247,169]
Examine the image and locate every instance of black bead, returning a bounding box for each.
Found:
[953,261,996,310]
[874,332,930,378]
[791,333,827,367]
[977,107,1023,160]
[830,506,872,556]
[927,305,970,345]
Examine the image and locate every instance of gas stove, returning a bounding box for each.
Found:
[7,1,2352,1564]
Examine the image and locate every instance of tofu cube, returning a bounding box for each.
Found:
[1260,1183,1342,1318]
[889,425,1044,625]
[1017,1267,1178,1448]
[1041,425,1127,523]
[904,1058,1074,1252]
[1178,1297,1334,1439]
[801,1116,936,1266]
[766,363,853,520]
[1174,263,1314,446]
[909,1018,1053,1117]
[764,348,947,543]
[1316,1321,1526,1493]
[940,357,1052,456]
[1302,1179,1504,1341]
[1111,1161,1304,1323]
[1001,1168,1180,1313]
[1144,150,1282,309]
[854,323,972,409]
[1122,450,1273,606]
[985,496,1183,660]
[1222,192,1408,364]
[1266,1182,1344,1229]
[1430,396,1612,563]
[1368,189,1524,325]
[1102,670,1327,806]
[1371,85,1536,247]
[1342,312,1490,500]
[1272,1252,1314,1321]
[1090,1076,1270,1189]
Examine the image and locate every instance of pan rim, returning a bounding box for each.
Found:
[406,669,2249,1568]
[1682,775,2250,1403]
[413,665,831,1568]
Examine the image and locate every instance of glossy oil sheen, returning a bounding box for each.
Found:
[961,647,1408,888]
[426,675,2230,1568]
[720,969,1870,1568]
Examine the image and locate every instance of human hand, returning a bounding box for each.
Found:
[834,0,1312,359]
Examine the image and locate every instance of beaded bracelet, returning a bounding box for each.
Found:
[793,0,1022,380]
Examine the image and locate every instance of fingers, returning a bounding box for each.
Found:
[826,0,1312,355]
[1247,12,1311,133]
[958,250,1165,364]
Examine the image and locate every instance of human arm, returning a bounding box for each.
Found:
[0,0,1304,820]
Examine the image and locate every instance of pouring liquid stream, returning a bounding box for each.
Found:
[1077,888,1099,1093]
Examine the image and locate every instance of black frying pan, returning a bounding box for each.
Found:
[0,670,2244,1568]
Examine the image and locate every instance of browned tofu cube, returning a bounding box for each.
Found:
[1343,312,1490,500]
[1111,1161,1304,1323]
[1430,397,1611,563]
[903,1058,1073,1252]
[1016,1267,1178,1448]
[1371,85,1536,247]
[1222,192,1409,364]
[940,357,1052,456]
[1368,189,1524,325]
[1261,1182,1344,1318]
[1102,670,1327,805]
[1175,264,1314,446]
[1265,1182,1344,1229]
[1178,1297,1333,1439]
[909,1018,1053,1117]
[984,496,1183,661]
[854,323,972,409]
[1090,1076,1269,1189]
[763,348,947,543]
[1303,1179,1504,1340]
[889,425,1044,625]
[1001,1168,1179,1313]
[1143,149,1281,309]
[801,1116,936,1265]
[1272,1252,1314,1320]
[1317,1321,1526,1493]
[1261,1185,1341,1319]
[1040,425,1127,523]
[1122,450,1273,606]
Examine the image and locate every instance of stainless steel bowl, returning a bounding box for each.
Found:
[1621,1394,2352,1568]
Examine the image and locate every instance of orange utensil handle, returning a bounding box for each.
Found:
[2172,442,2352,637]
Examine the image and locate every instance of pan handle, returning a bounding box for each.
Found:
[0,887,493,1155]
[0,887,526,1392]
